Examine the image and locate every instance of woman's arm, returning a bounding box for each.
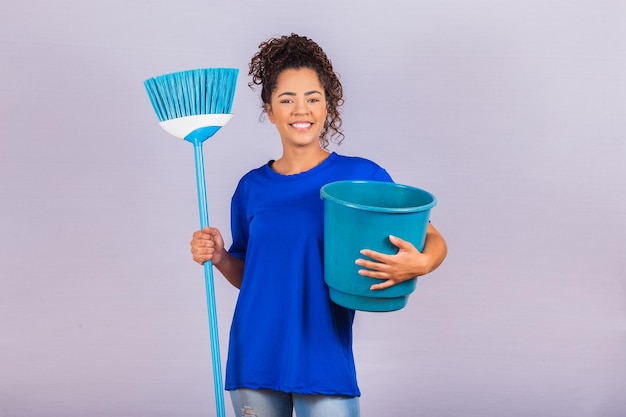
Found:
[355,223,448,290]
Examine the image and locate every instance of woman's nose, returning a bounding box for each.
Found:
[293,99,309,114]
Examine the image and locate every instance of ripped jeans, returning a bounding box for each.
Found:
[230,388,360,417]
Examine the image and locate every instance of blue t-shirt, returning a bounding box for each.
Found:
[225,152,393,396]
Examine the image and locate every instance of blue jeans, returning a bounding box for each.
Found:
[230,388,360,417]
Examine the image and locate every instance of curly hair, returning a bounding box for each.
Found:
[248,33,345,149]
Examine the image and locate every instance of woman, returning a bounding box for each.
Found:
[190,33,447,417]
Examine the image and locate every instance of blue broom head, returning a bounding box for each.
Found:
[144,68,239,122]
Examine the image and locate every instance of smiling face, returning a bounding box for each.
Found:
[266,67,328,150]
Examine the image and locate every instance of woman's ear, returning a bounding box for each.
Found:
[265,103,275,124]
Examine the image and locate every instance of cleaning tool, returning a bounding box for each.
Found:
[144,67,238,417]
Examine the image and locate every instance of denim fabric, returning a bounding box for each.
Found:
[230,388,360,417]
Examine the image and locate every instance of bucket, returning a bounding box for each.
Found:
[320,180,436,312]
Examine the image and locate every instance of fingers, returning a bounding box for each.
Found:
[355,257,389,274]
[356,235,420,290]
[369,279,397,291]
[388,234,416,251]
[355,257,395,290]
[358,249,392,264]
[190,227,222,265]
[358,235,418,263]
[192,226,214,240]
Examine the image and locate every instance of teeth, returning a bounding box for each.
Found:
[292,123,311,129]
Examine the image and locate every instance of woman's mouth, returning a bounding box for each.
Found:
[291,122,312,129]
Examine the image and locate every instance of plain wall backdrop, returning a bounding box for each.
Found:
[1,1,625,416]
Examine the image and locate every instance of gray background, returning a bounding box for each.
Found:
[1,0,625,416]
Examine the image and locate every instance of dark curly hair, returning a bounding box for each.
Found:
[248,33,345,149]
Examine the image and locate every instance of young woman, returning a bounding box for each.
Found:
[190,33,447,417]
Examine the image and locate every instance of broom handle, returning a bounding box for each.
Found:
[192,140,226,417]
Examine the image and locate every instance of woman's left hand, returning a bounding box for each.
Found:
[355,224,447,291]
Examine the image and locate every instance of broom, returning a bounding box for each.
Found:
[144,67,238,417]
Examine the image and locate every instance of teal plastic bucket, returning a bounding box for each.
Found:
[320,181,436,312]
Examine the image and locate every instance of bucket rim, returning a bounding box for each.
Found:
[320,180,437,213]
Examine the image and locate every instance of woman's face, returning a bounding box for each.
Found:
[266,67,327,150]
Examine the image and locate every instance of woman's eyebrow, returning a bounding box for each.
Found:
[277,90,322,98]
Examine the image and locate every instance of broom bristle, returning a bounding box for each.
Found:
[144,68,239,122]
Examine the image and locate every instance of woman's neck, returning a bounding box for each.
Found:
[271,147,330,175]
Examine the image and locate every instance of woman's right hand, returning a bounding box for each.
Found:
[190,227,226,266]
